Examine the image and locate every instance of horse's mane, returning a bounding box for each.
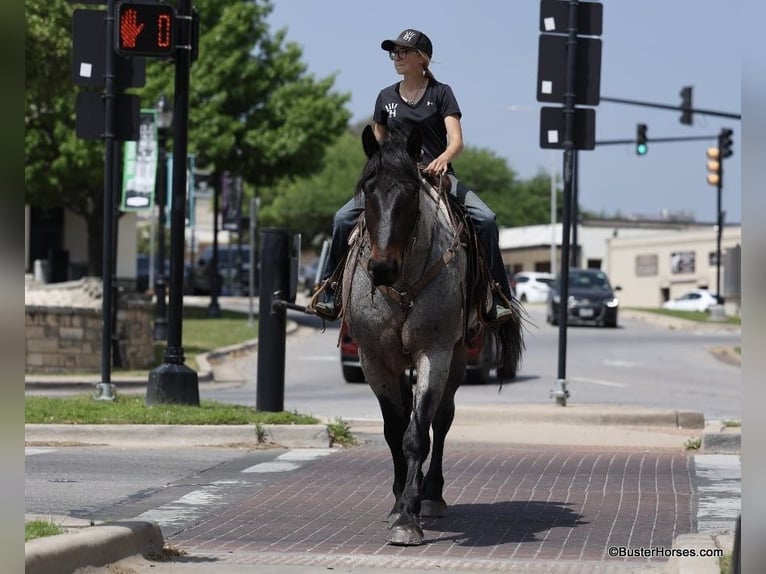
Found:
[355,131,421,203]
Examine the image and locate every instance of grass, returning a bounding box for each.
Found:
[632,307,741,326]
[719,551,732,573]
[25,520,64,541]
[181,306,258,358]
[327,418,357,447]
[25,394,319,426]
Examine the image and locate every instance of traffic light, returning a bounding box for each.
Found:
[706,147,721,186]
[719,128,733,158]
[636,123,648,155]
[679,86,693,125]
[115,1,176,58]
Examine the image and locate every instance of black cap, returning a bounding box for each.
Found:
[381,29,433,59]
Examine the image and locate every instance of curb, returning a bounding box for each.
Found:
[25,423,332,448]
[25,520,163,574]
[664,532,733,574]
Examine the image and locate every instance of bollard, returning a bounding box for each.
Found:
[256,229,290,412]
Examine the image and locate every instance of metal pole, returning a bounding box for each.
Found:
[95,0,117,401]
[550,151,557,273]
[248,197,257,327]
[551,0,579,407]
[716,178,723,302]
[572,150,580,267]
[208,172,222,317]
[256,229,290,412]
[153,125,168,340]
[147,0,199,405]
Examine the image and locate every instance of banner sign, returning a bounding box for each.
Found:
[121,109,157,210]
[166,154,196,228]
[221,171,243,232]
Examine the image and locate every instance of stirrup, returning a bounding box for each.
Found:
[309,281,340,321]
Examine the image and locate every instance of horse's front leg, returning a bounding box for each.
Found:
[421,342,466,518]
[387,351,451,546]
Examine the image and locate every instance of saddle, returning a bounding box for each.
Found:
[311,170,504,333]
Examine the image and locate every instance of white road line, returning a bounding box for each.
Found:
[570,376,628,388]
[133,450,336,527]
[25,448,55,456]
[241,448,334,473]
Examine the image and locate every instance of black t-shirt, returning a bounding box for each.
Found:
[372,79,462,170]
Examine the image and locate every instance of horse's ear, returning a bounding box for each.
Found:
[362,125,379,158]
[406,127,423,163]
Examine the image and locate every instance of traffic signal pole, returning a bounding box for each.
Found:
[95,0,118,401]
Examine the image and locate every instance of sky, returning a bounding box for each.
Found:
[266,0,741,224]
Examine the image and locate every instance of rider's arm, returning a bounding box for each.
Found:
[373,122,388,143]
[425,114,463,175]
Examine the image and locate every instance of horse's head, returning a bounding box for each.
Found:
[357,125,422,287]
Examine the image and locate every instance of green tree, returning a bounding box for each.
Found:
[259,129,367,244]
[25,0,105,273]
[143,0,351,187]
[25,0,351,275]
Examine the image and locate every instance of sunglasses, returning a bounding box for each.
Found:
[389,48,415,60]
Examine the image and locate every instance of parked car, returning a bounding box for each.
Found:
[511,271,554,303]
[546,268,620,328]
[136,254,190,293]
[339,322,510,385]
[661,289,719,312]
[191,245,252,296]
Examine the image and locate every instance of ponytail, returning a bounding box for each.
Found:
[418,51,436,81]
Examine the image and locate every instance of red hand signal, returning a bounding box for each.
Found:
[120,8,145,49]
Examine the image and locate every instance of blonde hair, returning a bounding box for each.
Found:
[417,51,436,81]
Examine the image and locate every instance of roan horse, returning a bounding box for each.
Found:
[341,125,524,546]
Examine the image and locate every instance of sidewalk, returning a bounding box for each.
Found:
[25,304,740,574]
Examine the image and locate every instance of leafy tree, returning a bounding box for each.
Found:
[25,0,351,275]
[259,129,367,245]
[25,0,105,273]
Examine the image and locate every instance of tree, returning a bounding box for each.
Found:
[259,129,367,243]
[26,0,106,274]
[24,0,351,275]
[143,0,351,188]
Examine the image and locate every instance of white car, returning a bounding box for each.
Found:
[512,271,554,303]
[661,290,719,312]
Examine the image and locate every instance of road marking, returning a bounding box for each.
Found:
[602,359,639,368]
[242,448,334,473]
[695,454,741,535]
[25,448,55,456]
[570,376,628,388]
[132,450,336,528]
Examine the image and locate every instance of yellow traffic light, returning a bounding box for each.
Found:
[706,147,721,186]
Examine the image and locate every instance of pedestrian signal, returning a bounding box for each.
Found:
[115,1,176,58]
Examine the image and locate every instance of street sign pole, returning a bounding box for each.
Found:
[537,0,603,406]
[147,0,200,405]
[95,0,118,401]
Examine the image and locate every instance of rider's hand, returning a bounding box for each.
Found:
[425,157,449,176]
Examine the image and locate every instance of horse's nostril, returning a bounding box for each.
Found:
[368,259,399,286]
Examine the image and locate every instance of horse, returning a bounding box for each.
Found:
[341,125,524,546]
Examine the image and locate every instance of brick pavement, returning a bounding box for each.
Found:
[169,444,693,572]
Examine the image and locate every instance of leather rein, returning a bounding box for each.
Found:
[361,174,465,314]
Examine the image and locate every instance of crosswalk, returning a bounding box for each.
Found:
[133,448,336,529]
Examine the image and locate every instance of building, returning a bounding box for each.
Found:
[499,218,741,311]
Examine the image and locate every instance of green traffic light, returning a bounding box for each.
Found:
[636,143,647,155]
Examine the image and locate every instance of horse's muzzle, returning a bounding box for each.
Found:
[368,257,400,287]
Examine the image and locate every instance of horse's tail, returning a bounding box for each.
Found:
[495,295,526,388]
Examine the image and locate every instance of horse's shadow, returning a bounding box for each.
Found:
[420,500,587,546]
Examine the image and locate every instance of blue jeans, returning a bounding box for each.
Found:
[322,178,511,299]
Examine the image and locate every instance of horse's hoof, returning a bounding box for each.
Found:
[387,524,424,546]
[420,499,448,518]
[387,512,400,529]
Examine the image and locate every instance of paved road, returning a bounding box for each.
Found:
[203,303,741,421]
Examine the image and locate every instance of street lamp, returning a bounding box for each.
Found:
[152,94,173,340]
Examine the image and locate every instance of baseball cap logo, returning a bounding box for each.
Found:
[401,30,416,42]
